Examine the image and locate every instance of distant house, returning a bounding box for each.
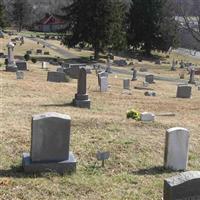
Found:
[34,14,66,33]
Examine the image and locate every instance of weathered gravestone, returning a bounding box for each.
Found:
[164,171,200,200]
[36,49,42,54]
[73,68,91,109]
[16,60,28,70]
[16,71,24,80]
[131,68,137,81]
[42,62,47,69]
[145,74,155,84]
[44,51,50,55]
[113,60,127,67]
[164,127,189,171]
[141,112,155,122]
[47,72,67,83]
[26,50,32,55]
[98,71,108,86]
[6,42,17,72]
[176,85,192,98]
[100,76,108,92]
[123,79,130,90]
[22,112,77,173]
[188,69,195,84]
[63,64,86,79]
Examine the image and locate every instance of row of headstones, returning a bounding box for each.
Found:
[20,112,199,199]
[98,71,195,98]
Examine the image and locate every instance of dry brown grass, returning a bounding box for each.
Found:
[0,60,200,199]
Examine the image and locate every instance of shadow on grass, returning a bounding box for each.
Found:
[131,166,174,175]
[40,102,73,107]
[0,165,73,178]
[0,165,35,178]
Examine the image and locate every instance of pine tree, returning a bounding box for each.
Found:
[12,0,31,32]
[127,0,178,55]
[0,0,6,28]
[62,0,126,60]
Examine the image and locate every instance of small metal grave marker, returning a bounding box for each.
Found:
[96,151,110,167]
[16,71,24,80]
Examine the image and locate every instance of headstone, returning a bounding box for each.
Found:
[164,171,200,200]
[131,68,137,81]
[47,72,67,83]
[113,60,127,67]
[16,60,28,70]
[100,76,108,92]
[36,49,42,54]
[64,64,86,79]
[6,42,17,72]
[145,74,155,84]
[123,79,130,90]
[16,71,24,80]
[155,60,161,65]
[22,112,77,173]
[141,112,155,122]
[188,69,195,84]
[42,62,47,69]
[176,85,192,98]
[171,59,176,71]
[98,71,108,86]
[164,127,189,171]
[73,68,91,109]
[26,50,32,55]
[44,51,50,55]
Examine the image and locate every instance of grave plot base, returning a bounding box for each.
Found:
[73,99,91,109]
[6,65,17,72]
[22,152,77,174]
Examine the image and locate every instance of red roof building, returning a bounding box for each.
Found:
[34,14,66,32]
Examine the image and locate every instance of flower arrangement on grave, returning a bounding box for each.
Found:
[127,109,141,120]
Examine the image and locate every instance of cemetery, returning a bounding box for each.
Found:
[0,31,200,199]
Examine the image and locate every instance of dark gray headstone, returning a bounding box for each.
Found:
[73,68,91,109]
[22,112,76,174]
[0,52,5,58]
[36,49,42,54]
[16,60,28,71]
[164,171,200,200]
[176,85,192,98]
[145,74,155,84]
[63,64,86,79]
[47,72,67,83]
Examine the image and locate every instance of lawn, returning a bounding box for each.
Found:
[0,59,200,199]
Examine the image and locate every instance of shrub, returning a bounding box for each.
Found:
[4,58,8,65]
[31,58,37,63]
[24,53,30,61]
[127,109,141,120]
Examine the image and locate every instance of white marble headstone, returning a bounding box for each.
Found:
[164,127,189,171]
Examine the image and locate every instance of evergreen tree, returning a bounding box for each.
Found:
[0,0,6,28]
[127,0,178,55]
[62,0,126,60]
[12,0,31,32]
